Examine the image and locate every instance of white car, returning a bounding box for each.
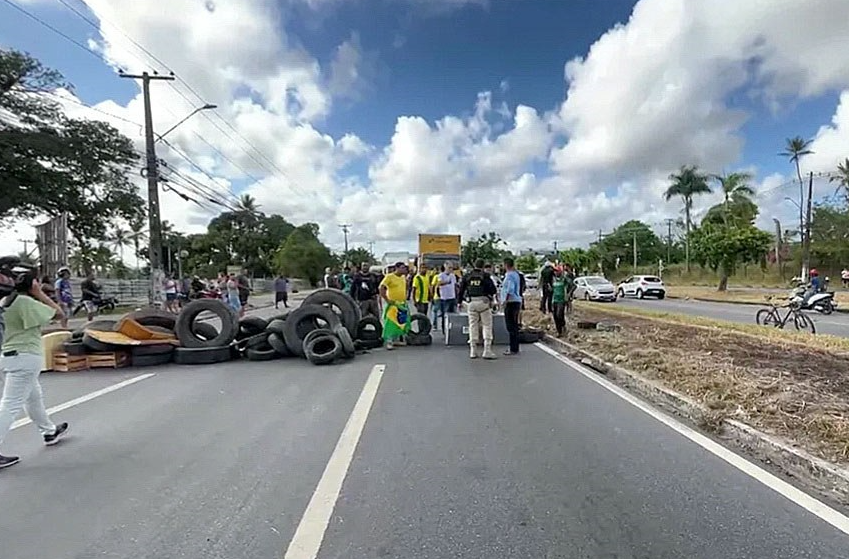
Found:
[524,273,539,290]
[573,276,617,302]
[617,275,666,299]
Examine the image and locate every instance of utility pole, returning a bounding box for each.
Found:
[632,230,638,274]
[553,240,558,253]
[664,218,674,265]
[801,172,814,282]
[339,224,351,267]
[120,71,175,306]
[772,218,782,274]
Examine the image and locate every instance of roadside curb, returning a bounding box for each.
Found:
[668,294,849,314]
[543,333,849,506]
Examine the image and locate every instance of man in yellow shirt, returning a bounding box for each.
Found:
[379,262,411,350]
[411,264,431,315]
[430,269,441,330]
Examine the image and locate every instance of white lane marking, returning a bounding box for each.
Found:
[284,364,386,559]
[534,342,849,536]
[11,373,156,430]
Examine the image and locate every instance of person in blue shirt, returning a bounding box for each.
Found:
[500,257,523,356]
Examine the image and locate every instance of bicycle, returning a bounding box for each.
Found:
[755,297,816,334]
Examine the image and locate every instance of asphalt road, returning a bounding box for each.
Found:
[2,338,848,558]
[614,296,849,337]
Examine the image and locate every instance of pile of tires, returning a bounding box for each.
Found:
[275,289,360,365]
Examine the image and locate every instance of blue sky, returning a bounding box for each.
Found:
[2,0,849,252]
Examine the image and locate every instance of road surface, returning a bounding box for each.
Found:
[2,340,848,557]
[614,296,849,337]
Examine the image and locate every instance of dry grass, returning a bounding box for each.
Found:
[668,285,849,306]
[524,298,849,464]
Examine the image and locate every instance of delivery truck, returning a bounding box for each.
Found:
[418,233,461,271]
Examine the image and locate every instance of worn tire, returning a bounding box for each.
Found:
[302,289,361,338]
[73,318,118,338]
[576,321,597,330]
[81,332,122,353]
[518,329,543,344]
[130,344,175,357]
[193,321,219,341]
[268,313,290,323]
[333,324,356,358]
[356,315,382,341]
[62,340,87,356]
[407,333,433,346]
[266,318,287,337]
[239,316,269,335]
[126,309,176,330]
[283,305,341,358]
[305,334,342,365]
[268,332,292,357]
[243,331,271,349]
[245,347,280,361]
[354,338,382,351]
[409,313,432,337]
[302,328,337,355]
[175,300,239,348]
[173,345,232,365]
[131,352,173,367]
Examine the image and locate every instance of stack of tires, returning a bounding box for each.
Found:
[275,289,359,365]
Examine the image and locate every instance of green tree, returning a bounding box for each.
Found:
[273,223,334,286]
[830,158,849,201]
[664,165,712,272]
[690,222,772,291]
[713,172,754,224]
[702,196,759,227]
[344,247,376,268]
[780,136,814,236]
[0,49,145,240]
[598,220,664,270]
[810,201,849,273]
[515,253,539,274]
[108,225,132,263]
[461,232,511,266]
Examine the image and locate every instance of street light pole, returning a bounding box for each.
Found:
[155,103,217,143]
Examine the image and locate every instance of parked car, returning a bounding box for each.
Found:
[573,276,616,301]
[617,275,666,299]
[525,273,539,290]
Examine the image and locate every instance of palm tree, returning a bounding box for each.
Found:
[236,194,260,215]
[665,165,712,271]
[779,136,814,239]
[128,215,147,273]
[108,226,132,263]
[830,158,849,200]
[713,172,754,224]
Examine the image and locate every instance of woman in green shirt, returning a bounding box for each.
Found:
[551,266,568,337]
[0,273,69,469]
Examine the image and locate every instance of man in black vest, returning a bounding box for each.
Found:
[458,259,498,360]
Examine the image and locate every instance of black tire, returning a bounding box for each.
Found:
[305,334,342,365]
[126,309,176,330]
[266,319,287,337]
[518,329,543,344]
[283,305,342,357]
[81,332,122,353]
[333,324,356,358]
[268,313,290,322]
[245,347,280,361]
[130,344,175,357]
[268,332,292,356]
[409,313,432,337]
[239,316,269,336]
[821,301,834,315]
[104,302,116,311]
[243,331,271,349]
[301,289,361,338]
[173,345,233,365]
[354,338,382,351]
[617,288,625,299]
[356,316,382,341]
[73,318,118,338]
[657,292,666,300]
[576,321,597,329]
[175,300,239,349]
[793,312,816,334]
[407,333,433,346]
[131,352,173,367]
[193,321,219,341]
[756,309,780,327]
[584,292,590,301]
[636,289,644,300]
[302,328,337,355]
[70,330,84,342]
[61,341,87,356]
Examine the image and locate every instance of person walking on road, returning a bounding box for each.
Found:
[436,263,458,332]
[539,261,555,314]
[54,267,73,329]
[0,270,69,469]
[459,259,498,359]
[225,275,243,317]
[411,264,431,315]
[551,266,568,337]
[77,271,100,322]
[351,263,380,318]
[274,274,289,309]
[501,257,523,356]
[379,262,411,350]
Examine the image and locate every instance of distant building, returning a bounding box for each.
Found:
[381,251,416,266]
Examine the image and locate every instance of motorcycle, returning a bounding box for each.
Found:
[72,293,119,316]
[789,277,837,315]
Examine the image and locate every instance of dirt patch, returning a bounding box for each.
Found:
[524,299,849,464]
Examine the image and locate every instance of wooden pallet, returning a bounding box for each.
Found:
[52,352,89,372]
[87,351,130,369]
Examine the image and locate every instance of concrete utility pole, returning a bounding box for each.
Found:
[801,171,814,282]
[339,224,351,267]
[120,71,175,306]
[772,218,782,271]
[632,230,638,274]
[665,218,674,265]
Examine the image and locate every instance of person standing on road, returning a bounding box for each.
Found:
[0,271,69,469]
[163,274,179,313]
[54,267,73,329]
[436,263,458,332]
[77,271,100,322]
[458,259,498,360]
[379,262,411,350]
[539,261,555,315]
[274,274,289,309]
[351,263,380,318]
[226,275,243,317]
[551,266,568,337]
[236,269,251,309]
[842,267,849,289]
[411,264,431,315]
[501,257,523,356]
